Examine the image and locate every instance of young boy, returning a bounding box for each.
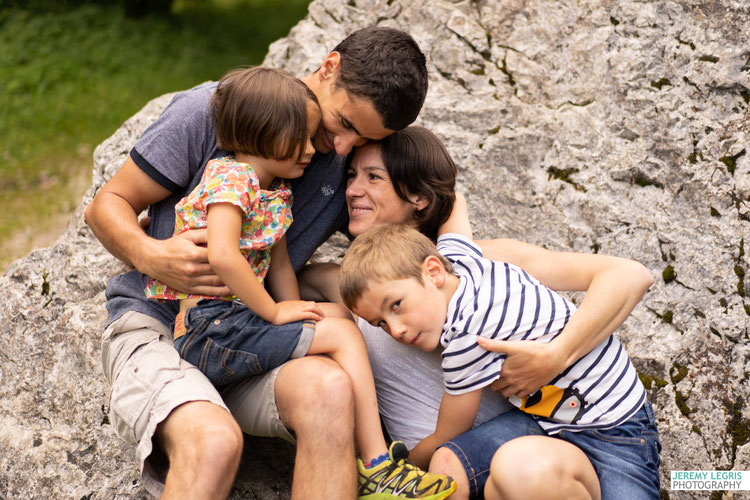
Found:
[339,221,661,498]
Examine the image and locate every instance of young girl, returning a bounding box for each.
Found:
[145,67,456,500]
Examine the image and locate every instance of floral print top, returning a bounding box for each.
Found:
[145,156,293,301]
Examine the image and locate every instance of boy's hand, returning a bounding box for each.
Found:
[477,337,566,398]
[271,300,325,325]
[142,228,230,297]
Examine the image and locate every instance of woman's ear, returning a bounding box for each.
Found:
[409,193,429,212]
[422,255,446,287]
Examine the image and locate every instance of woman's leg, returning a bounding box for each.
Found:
[484,436,600,500]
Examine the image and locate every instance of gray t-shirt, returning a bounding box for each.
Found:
[358,317,512,448]
[105,82,349,327]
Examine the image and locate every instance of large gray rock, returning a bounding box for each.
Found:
[1,0,748,498]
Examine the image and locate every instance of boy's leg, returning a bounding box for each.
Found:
[222,355,358,500]
[557,402,661,500]
[484,436,600,500]
[429,408,598,500]
[102,311,242,498]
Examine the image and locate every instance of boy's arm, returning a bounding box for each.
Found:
[266,236,302,302]
[476,238,653,398]
[85,156,230,296]
[409,390,482,469]
[206,203,323,325]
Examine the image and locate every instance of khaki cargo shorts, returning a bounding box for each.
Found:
[102,311,295,496]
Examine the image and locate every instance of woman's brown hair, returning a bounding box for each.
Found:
[211,66,319,161]
[377,126,457,240]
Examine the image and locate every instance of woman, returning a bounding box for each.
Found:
[299,126,654,499]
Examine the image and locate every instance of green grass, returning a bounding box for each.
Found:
[0,0,311,268]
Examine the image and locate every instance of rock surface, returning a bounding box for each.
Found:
[1,0,748,498]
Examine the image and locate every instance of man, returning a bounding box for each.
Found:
[85,27,428,499]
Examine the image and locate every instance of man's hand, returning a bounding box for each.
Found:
[477,337,566,399]
[270,300,324,325]
[143,229,230,297]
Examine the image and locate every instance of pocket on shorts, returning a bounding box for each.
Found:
[109,338,184,445]
[198,337,263,387]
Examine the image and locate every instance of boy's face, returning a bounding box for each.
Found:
[353,270,449,352]
[304,53,395,156]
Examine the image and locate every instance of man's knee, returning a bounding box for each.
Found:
[158,401,243,470]
[275,357,354,434]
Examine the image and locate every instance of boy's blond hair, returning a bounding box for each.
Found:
[340,223,453,310]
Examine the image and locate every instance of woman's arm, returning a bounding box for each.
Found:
[409,390,482,469]
[476,238,654,398]
[206,203,323,325]
[297,262,343,303]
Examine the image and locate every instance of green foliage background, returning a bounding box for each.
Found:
[0,0,311,269]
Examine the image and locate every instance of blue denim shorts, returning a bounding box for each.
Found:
[438,402,661,499]
[174,299,315,387]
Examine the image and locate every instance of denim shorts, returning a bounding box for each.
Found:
[438,402,661,499]
[174,299,315,387]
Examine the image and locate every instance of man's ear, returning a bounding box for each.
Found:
[318,51,341,81]
[422,255,446,287]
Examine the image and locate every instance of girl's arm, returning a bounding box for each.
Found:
[438,192,472,239]
[207,203,323,325]
[476,238,653,398]
[265,236,302,301]
[409,390,482,469]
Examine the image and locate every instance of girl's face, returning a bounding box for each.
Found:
[346,143,422,237]
[250,100,321,189]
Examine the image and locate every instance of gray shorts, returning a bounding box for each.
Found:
[102,311,295,497]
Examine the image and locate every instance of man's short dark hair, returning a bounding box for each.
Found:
[333,26,428,131]
[212,66,318,161]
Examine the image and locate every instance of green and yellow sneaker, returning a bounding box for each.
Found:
[358,441,457,499]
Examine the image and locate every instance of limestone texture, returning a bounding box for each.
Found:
[1,0,748,498]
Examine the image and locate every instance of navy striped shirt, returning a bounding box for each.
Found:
[438,234,645,433]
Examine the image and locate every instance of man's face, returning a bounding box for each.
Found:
[312,85,394,156]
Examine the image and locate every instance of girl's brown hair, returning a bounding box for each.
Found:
[212,66,319,161]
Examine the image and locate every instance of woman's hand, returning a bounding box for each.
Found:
[270,300,325,325]
[477,337,566,398]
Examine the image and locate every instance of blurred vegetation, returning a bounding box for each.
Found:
[0,0,311,269]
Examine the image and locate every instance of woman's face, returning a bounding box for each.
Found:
[346,143,419,237]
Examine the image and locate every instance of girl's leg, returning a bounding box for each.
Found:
[306,316,387,461]
[483,436,600,500]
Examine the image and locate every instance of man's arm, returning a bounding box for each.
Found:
[84,155,229,296]
[476,238,653,398]
[409,390,482,469]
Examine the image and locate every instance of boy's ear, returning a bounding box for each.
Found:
[422,255,446,287]
[318,51,341,81]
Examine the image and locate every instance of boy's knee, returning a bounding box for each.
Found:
[430,447,470,500]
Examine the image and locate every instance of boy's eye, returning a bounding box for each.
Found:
[377,320,390,333]
[390,300,401,312]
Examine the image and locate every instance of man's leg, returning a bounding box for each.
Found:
[103,312,240,498]
[156,401,243,499]
[222,355,358,500]
[276,356,358,499]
